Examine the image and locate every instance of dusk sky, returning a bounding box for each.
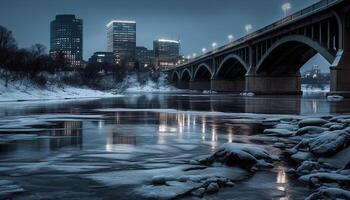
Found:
[0,0,319,61]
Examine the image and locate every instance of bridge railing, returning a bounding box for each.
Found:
[170,0,341,70]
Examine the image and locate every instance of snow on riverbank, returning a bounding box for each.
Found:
[0,78,118,102]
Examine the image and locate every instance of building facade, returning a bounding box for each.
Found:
[107,20,136,65]
[136,46,154,68]
[50,15,83,67]
[153,39,180,69]
[88,52,115,64]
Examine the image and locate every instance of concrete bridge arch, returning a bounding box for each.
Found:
[211,54,249,92]
[256,35,335,75]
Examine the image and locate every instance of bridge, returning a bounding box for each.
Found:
[166,0,350,96]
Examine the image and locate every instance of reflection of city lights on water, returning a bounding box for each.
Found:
[211,124,218,149]
[98,120,104,129]
[227,127,234,143]
[277,167,286,183]
[312,99,317,113]
[276,166,288,200]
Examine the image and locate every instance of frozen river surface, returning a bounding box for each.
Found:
[0,93,349,200]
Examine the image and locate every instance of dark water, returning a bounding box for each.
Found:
[0,93,349,200]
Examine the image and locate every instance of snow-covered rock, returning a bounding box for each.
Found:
[203,143,276,171]
[308,130,350,156]
[0,180,24,199]
[206,182,219,194]
[273,123,298,131]
[152,175,176,185]
[191,187,205,197]
[295,126,328,136]
[263,128,295,137]
[329,124,345,131]
[299,172,350,185]
[296,161,320,175]
[298,118,329,128]
[327,95,344,102]
[306,187,350,200]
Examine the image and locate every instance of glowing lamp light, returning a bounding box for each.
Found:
[212,42,218,49]
[228,34,234,42]
[245,24,252,34]
[282,3,291,17]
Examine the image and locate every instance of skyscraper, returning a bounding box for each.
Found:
[106,20,136,65]
[50,15,83,67]
[153,39,180,59]
[136,46,154,67]
[153,39,180,69]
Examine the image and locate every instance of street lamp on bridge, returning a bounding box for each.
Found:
[245,24,252,35]
[202,48,207,54]
[282,2,291,17]
[228,34,234,42]
[212,42,218,50]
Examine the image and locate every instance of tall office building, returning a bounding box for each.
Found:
[50,15,83,67]
[136,46,154,67]
[153,39,180,69]
[106,20,136,65]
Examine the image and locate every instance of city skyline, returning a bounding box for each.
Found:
[0,0,317,60]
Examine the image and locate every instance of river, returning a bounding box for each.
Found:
[0,92,349,199]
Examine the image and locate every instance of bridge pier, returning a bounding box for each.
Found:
[211,79,245,92]
[330,52,350,97]
[176,81,190,89]
[189,81,211,91]
[245,75,302,95]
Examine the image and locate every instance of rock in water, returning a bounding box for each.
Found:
[308,130,350,156]
[207,143,275,170]
[263,128,295,137]
[151,175,175,185]
[206,182,219,194]
[0,180,24,199]
[306,187,350,200]
[296,126,327,136]
[298,118,328,128]
[192,188,205,197]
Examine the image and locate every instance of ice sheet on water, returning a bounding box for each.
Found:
[82,153,134,160]
[82,165,247,187]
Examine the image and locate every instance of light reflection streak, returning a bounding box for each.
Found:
[276,166,289,200]
[227,126,233,143]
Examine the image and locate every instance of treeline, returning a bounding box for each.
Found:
[0,25,155,90]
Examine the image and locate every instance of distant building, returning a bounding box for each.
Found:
[153,39,180,69]
[106,20,136,65]
[50,14,83,67]
[88,52,115,64]
[302,65,330,84]
[136,46,154,68]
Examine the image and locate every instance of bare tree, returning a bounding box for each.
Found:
[0,25,18,87]
[30,44,46,58]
